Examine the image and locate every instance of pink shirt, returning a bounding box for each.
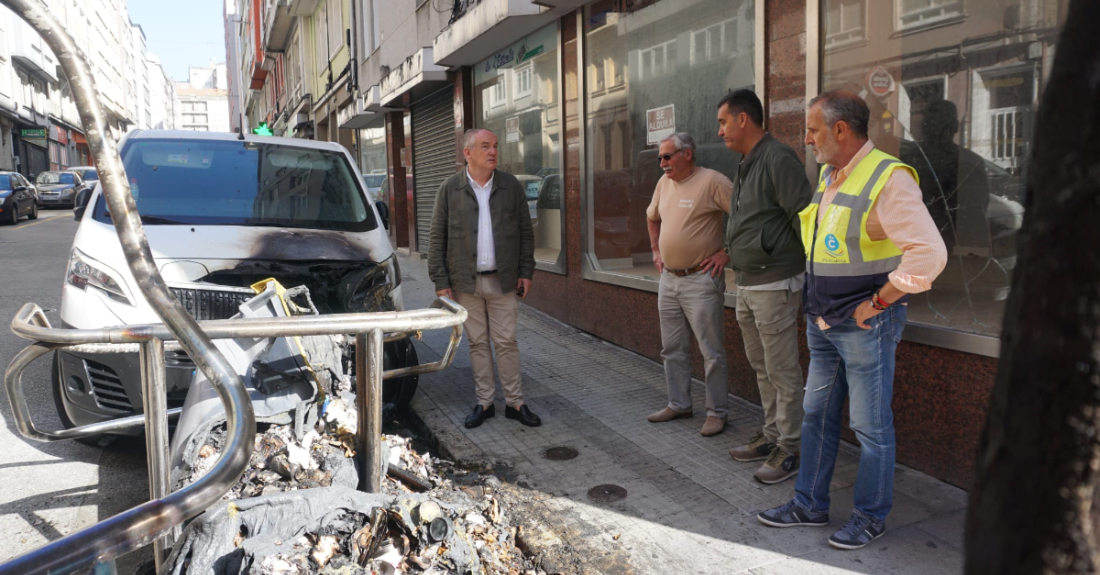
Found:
[816,141,948,327]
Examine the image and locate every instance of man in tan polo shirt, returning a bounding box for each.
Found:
[646,132,733,437]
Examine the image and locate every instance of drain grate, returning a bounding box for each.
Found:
[542,446,579,461]
[587,484,628,503]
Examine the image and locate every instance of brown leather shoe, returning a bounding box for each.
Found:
[700,416,726,437]
[754,446,800,485]
[647,407,693,423]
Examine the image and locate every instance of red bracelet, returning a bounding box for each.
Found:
[871,291,890,311]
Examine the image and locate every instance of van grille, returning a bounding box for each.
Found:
[169,287,253,320]
[85,359,134,414]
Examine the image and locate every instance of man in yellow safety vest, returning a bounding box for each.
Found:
[756,90,947,550]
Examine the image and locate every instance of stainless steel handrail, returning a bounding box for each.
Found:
[0,1,467,574]
[6,301,466,443]
[2,305,467,575]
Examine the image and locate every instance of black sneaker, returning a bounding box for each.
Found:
[757,500,830,528]
[828,512,886,550]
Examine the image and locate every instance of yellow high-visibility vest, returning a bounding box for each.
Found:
[798,148,918,277]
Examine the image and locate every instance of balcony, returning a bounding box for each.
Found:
[10,24,57,83]
[264,0,295,52]
[338,85,399,129]
[433,0,587,66]
[287,0,320,17]
[378,48,448,107]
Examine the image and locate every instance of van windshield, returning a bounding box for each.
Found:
[92,139,377,231]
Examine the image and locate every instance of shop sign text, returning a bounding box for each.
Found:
[646,105,676,145]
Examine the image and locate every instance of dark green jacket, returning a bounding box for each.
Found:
[724,134,813,286]
[428,169,535,295]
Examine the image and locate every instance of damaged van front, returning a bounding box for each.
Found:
[55,130,418,442]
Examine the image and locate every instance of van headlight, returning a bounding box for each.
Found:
[66,249,133,305]
[382,253,401,289]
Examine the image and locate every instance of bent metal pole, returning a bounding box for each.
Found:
[0,1,255,574]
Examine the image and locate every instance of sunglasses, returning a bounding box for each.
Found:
[658,150,683,162]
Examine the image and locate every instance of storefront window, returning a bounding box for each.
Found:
[821,0,1067,337]
[584,0,755,287]
[359,117,387,204]
[474,24,563,272]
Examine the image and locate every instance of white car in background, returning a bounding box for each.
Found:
[56,130,418,444]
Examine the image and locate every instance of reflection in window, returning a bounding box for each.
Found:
[585,0,754,288]
[896,0,964,31]
[515,66,533,99]
[823,0,1065,337]
[638,40,676,80]
[825,0,865,49]
[474,24,562,269]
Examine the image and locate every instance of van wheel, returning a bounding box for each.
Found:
[382,339,419,411]
[52,351,116,448]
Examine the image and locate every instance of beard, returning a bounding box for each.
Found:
[812,134,839,165]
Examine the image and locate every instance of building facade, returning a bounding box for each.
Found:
[0,0,174,175]
[175,86,231,133]
[228,0,1069,489]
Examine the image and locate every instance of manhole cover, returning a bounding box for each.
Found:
[543,446,579,461]
[587,484,628,503]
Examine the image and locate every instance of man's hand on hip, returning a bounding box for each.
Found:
[517,278,532,299]
[700,250,730,277]
[436,288,454,300]
[853,300,884,329]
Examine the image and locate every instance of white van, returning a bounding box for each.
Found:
[56,130,418,443]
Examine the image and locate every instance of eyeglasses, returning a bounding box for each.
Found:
[658,150,683,162]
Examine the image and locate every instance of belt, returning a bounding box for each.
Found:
[666,264,705,277]
[476,269,498,275]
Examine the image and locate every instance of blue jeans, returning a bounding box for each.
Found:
[794,305,906,522]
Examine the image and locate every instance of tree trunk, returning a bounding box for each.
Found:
[965,1,1100,573]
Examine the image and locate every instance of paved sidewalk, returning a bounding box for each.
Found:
[400,254,967,574]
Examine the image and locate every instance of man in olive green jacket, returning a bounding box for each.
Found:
[428,128,540,429]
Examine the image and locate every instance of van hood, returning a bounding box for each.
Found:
[72,219,399,314]
[79,221,388,269]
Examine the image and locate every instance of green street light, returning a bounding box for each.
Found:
[252,122,273,136]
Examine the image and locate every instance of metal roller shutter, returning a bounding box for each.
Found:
[411,86,455,254]
[27,144,47,176]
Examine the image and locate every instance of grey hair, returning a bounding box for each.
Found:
[809,90,869,139]
[463,128,494,149]
[660,132,696,157]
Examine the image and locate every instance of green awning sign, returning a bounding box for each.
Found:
[20,129,46,139]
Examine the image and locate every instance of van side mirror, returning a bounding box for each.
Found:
[375,200,390,231]
[74,188,92,220]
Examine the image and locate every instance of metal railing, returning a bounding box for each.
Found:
[0,1,468,573]
[3,300,466,575]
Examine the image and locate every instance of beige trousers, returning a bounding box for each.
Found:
[735,288,804,452]
[455,274,523,408]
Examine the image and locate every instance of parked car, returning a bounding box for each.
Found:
[55,130,419,444]
[0,171,38,224]
[36,170,88,208]
[69,165,98,182]
[362,173,386,202]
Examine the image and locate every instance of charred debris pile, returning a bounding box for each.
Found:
[166,282,580,575]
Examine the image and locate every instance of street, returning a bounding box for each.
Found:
[0,210,151,573]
